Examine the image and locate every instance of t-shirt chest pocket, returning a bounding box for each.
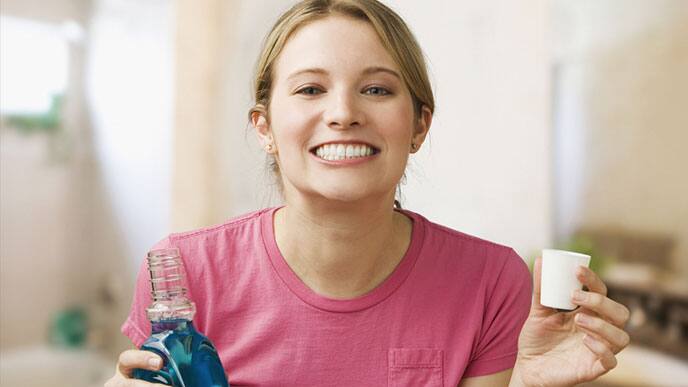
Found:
[388,348,444,387]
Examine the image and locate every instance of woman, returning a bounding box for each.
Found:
[106,0,631,386]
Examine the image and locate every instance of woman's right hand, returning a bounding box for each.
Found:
[104,349,166,386]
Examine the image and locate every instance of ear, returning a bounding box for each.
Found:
[411,105,432,153]
[251,110,273,149]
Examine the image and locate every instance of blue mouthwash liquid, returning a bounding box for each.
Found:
[132,248,230,387]
[133,319,228,387]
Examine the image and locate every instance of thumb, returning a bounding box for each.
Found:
[118,349,162,378]
[530,256,550,315]
[533,256,542,304]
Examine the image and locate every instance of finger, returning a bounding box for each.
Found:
[574,313,631,353]
[134,379,170,387]
[118,350,163,378]
[129,380,170,387]
[532,256,543,306]
[576,266,607,297]
[583,334,618,374]
[121,378,169,387]
[571,318,614,347]
[530,257,555,316]
[571,290,631,328]
[105,373,167,387]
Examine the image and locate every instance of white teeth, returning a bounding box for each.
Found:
[313,143,376,160]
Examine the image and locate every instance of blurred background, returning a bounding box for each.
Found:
[0,0,686,386]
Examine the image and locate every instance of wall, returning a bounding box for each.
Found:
[213,0,292,221]
[85,0,175,353]
[0,0,88,24]
[392,0,552,256]
[0,132,73,349]
[0,0,175,355]
[0,0,92,351]
[553,0,688,275]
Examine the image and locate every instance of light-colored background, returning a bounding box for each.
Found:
[1,1,686,386]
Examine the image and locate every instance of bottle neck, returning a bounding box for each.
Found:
[145,248,196,322]
[151,318,195,334]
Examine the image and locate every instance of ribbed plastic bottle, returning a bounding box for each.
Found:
[132,248,230,387]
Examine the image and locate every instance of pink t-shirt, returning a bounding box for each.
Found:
[122,207,532,386]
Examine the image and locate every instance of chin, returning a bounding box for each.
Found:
[285,175,396,205]
[313,185,391,205]
[315,188,367,202]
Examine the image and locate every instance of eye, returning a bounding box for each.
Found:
[364,86,391,96]
[296,86,324,95]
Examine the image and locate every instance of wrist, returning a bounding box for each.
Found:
[508,361,527,387]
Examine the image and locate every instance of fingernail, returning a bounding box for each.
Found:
[149,357,162,368]
[576,266,587,278]
[572,290,586,302]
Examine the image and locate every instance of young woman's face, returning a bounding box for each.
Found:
[261,16,429,206]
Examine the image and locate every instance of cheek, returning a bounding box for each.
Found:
[275,87,324,118]
[385,90,415,124]
[377,102,416,144]
[270,98,314,147]
[375,101,415,173]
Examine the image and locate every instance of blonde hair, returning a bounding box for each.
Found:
[249,0,435,203]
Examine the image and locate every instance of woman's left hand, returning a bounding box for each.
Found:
[513,256,631,387]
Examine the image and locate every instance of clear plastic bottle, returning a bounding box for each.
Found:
[132,248,230,387]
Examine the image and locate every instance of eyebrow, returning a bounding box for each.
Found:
[286,66,401,81]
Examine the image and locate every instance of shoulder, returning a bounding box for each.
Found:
[407,209,522,264]
[147,207,273,267]
[145,208,275,293]
[426,216,511,252]
[169,208,269,243]
[405,209,530,287]
[147,207,272,251]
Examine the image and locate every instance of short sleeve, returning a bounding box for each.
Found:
[463,248,533,378]
[120,237,174,348]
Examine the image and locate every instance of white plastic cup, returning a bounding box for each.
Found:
[540,249,591,310]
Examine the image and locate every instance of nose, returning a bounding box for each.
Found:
[323,89,364,130]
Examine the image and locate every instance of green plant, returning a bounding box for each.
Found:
[526,235,613,277]
[3,94,63,134]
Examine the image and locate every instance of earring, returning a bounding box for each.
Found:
[265,144,273,152]
[410,143,418,152]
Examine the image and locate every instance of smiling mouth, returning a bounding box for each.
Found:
[309,143,380,161]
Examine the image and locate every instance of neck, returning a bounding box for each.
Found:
[274,196,412,299]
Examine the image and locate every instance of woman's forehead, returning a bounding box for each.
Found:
[273,15,401,83]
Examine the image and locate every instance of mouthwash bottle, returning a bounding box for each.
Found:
[133,248,230,387]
